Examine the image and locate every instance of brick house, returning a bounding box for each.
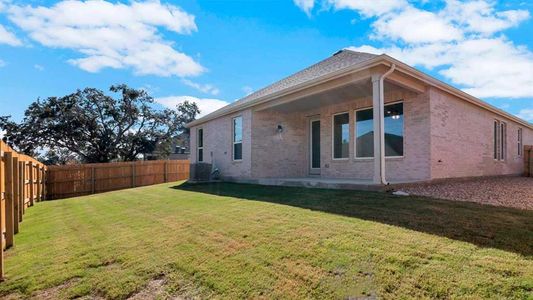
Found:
[186,50,533,187]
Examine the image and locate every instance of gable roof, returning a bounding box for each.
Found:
[235,50,376,106]
[187,49,533,129]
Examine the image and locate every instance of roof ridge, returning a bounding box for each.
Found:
[341,48,379,55]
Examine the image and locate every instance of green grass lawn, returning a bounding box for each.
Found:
[1,182,532,299]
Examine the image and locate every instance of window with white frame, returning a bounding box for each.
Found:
[518,128,523,156]
[233,116,243,160]
[332,112,349,159]
[501,122,506,160]
[494,120,506,161]
[354,102,404,158]
[197,128,204,162]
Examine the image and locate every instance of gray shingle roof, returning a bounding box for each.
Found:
[226,49,378,109]
[188,49,533,129]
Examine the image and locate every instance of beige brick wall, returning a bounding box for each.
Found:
[250,88,431,181]
[189,86,532,182]
[251,110,307,178]
[429,87,533,179]
[190,109,252,179]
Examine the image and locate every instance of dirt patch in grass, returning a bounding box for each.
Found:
[3,278,86,300]
[127,276,173,300]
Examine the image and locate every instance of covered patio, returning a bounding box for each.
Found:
[249,62,428,185]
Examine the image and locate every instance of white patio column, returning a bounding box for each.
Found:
[371,74,386,184]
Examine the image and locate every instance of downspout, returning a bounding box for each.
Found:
[378,64,396,185]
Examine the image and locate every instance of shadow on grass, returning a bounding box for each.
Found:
[174,182,533,257]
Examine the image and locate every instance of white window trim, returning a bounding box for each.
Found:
[501,121,506,161]
[197,127,204,162]
[232,116,243,162]
[353,101,405,160]
[494,120,499,161]
[494,120,506,161]
[331,111,350,160]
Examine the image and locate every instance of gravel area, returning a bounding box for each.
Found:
[401,176,533,210]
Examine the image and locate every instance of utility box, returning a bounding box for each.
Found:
[190,163,212,182]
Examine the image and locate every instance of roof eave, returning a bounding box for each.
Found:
[187,54,533,130]
[186,55,387,128]
[379,55,533,130]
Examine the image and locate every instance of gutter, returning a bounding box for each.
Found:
[377,64,396,185]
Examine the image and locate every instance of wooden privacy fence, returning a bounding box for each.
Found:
[0,141,47,280]
[525,145,533,177]
[46,160,189,200]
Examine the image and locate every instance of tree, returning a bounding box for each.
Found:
[37,148,79,165]
[0,85,199,164]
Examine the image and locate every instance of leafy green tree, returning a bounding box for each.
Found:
[1,85,199,164]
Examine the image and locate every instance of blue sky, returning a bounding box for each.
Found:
[0,0,532,122]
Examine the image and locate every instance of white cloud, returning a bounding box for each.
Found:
[294,0,315,15]
[325,0,533,99]
[517,109,533,122]
[329,0,407,17]
[499,103,510,109]
[242,86,254,96]
[443,0,529,35]
[181,79,220,96]
[0,24,22,46]
[155,96,229,117]
[6,0,204,77]
[0,59,5,67]
[372,7,462,43]
[34,64,44,71]
[349,37,533,99]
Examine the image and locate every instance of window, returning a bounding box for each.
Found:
[501,122,506,160]
[233,116,243,160]
[332,112,349,159]
[518,128,523,156]
[494,121,498,160]
[354,102,404,158]
[355,108,374,158]
[494,120,506,161]
[197,128,204,162]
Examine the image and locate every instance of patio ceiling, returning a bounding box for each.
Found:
[256,78,406,113]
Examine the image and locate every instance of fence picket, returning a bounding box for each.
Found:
[13,157,19,234]
[4,152,14,248]
[0,141,46,280]
[46,160,189,200]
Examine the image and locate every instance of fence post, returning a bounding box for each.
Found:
[4,152,14,248]
[36,165,41,202]
[0,146,5,280]
[29,162,34,206]
[131,162,136,188]
[17,161,22,223]
[21,162,26,215]
[42,168,47,201]
[12,157,19,234]
[164,161,168,183]
[91,166,96,195]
